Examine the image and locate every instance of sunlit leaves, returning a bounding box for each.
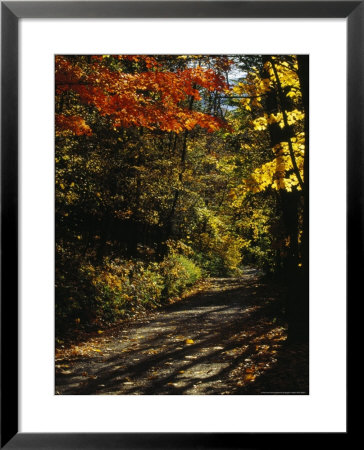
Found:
[56,114,92,136]
[55,55,228,135]
[244,135,305,193]
[234,56,305,194]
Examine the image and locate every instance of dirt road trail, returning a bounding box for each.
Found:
[55,269,308,395]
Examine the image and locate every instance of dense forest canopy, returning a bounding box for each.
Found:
[55,54,308,337]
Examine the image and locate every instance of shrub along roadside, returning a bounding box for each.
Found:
[56,252,203,337]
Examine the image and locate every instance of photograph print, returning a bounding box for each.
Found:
[55,54,309,395]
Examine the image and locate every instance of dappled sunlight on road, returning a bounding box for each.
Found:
[56,273,307,395]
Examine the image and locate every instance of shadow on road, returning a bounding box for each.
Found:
[56,275,308,395]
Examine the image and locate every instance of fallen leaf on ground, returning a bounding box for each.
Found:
[244,374,256,382]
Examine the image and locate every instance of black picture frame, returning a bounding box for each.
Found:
[1,1,355,448]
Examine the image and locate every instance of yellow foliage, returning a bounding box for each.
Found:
[236,56,305,195]
[244,137,304,193]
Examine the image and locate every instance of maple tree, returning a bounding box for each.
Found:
[55,55,227,135]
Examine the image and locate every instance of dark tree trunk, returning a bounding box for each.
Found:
[166,93,195,236]
[287,55,309,343]
[297,55,309,276]
[262,55,309,343]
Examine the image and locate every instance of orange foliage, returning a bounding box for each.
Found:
[55,55,227,135]
[56,114,92,136]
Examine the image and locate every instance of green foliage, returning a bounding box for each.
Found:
[161,254,202,299]
[190,207,245,276]
[56,247,202,334]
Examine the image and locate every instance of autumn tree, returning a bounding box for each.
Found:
[230,54,308,340]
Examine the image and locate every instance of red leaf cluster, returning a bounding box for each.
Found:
[56,114,92,136]
[55,56,227,135]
